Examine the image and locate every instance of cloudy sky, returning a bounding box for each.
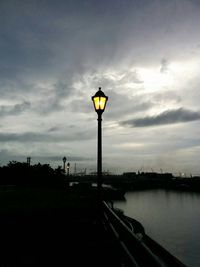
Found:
[1,0,200,175]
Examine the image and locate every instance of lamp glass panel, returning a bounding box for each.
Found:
[93,97,100,110]
[99,97,106,110]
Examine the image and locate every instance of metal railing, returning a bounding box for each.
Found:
[102,201,167,267]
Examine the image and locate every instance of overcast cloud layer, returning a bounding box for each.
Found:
[1,0,200,175]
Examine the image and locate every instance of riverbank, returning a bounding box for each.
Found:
[69,173,200,193]
[0,186,123,267]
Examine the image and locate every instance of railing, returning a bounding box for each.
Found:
[102,201,187,267]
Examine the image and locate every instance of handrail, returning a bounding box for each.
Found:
[102,201,165,267]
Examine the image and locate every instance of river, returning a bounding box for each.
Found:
[114,189,200,267]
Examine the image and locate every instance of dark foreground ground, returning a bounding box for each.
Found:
[0,187,122,267]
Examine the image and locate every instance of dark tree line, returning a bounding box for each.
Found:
[0,161,66,189]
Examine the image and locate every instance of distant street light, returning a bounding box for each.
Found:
[63,157,67,173]
[92,87,108,195]
[67,162,70,176]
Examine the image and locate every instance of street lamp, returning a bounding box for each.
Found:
[67,162,70,176]
[92,87,108,194]
[63,157,66,173]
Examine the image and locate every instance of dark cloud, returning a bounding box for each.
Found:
[0,101,31,116]
[0,129,95,143]
[120,108,200,127]
[0,0,130,85]
[0,132,48,142]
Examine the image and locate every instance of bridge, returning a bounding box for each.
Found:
[0,188,187,266]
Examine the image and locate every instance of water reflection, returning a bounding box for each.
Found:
[114,189,200,267]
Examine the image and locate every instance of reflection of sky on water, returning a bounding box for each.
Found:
[114,190,200,267]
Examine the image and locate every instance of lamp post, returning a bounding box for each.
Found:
[67,162,70,176]
[63,157,66,173]
[92,87,108,195]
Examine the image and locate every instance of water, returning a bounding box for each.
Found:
[114,189,200,267]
